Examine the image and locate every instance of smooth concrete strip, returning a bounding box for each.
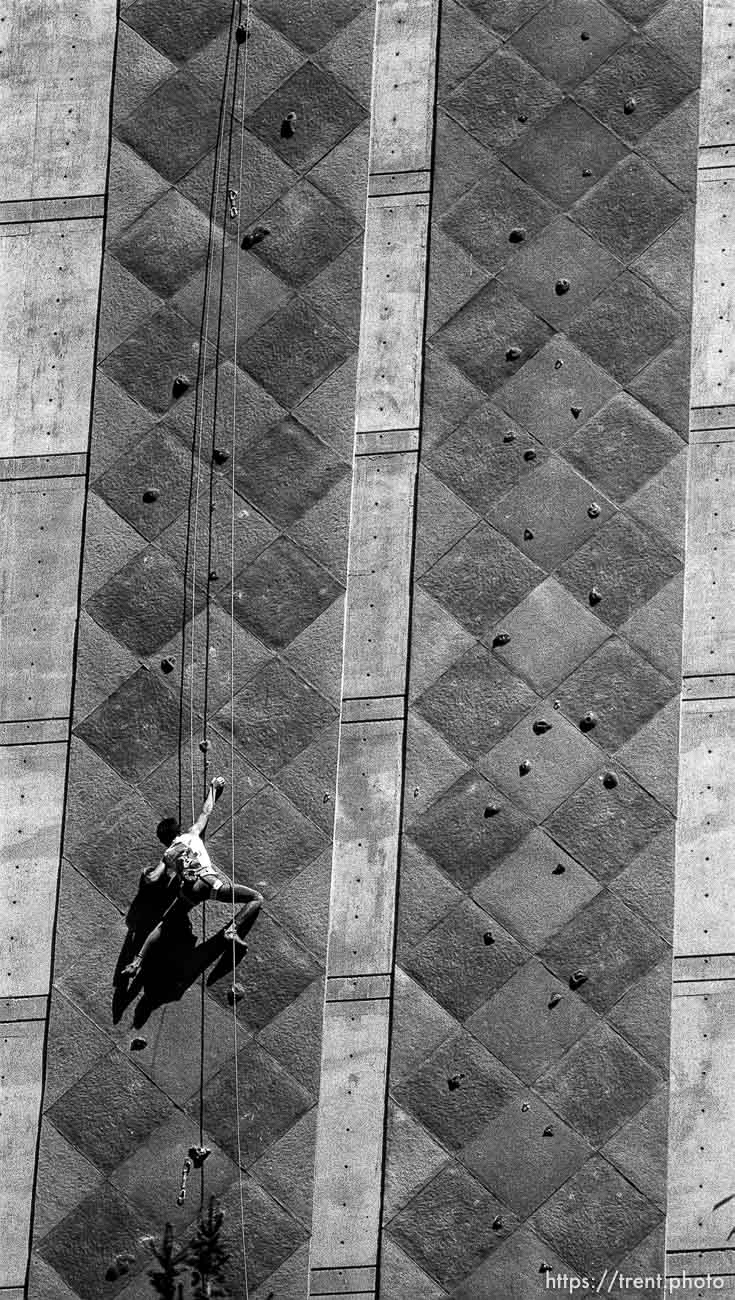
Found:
[326,975,392,1002]
[0,195,105,223]
[681,440,735,675]
[0,720,69,746]
[691,403,735,429]
[682,673,735,699]
[0,452,87,480]
[675,954,735,981]
[690,176,735,408]
[0,1021,45,1288]
[0,220,103,457]
[354,428,420,455]
[0,996,48,1022]
[310,1265,377,1294]
[341,696,406,723]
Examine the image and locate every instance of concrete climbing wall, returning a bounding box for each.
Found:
[666,0,735,1289]
[0,0,116,1293]
[27,1,377,1297]
[380,0,701,1296]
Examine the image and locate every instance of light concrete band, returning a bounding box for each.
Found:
[308,1,440,1294]
[665,0,735,1282]
[0,0,115,1289]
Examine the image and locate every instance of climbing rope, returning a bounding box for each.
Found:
[173,1,253,1290]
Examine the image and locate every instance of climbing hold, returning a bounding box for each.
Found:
[543,1125,554,1137]
[602,771,619,790]
[519,759,532,776]
[213,447,230,466]
[587,501,601,519]
[241,225,270,250]
[523,448,537,462]
[503,431,516,443]
[540,1263,552,1274]
[130,1036,147,1051]
[569,969,588,990]
[492,631,511,647]
[623,95,637,114]
[552,863,566,875]
[570,405,582,419]
[172,374,190,397]
[188,1145,211,1168]
[142,488,160,503]
[228,983,245,1005]
[323,792,331,803]
[580,710,597,732]
[554,358,564,369]
[589,586,602,606]
[484,804,501,818]
[548,993,562,1008]
[532,719,551,735]
[105,1255,134,1282]
[555,278,570,295]
[235,22,249,43]
[413,787,419,798]
[523,527,534,541]
[552,699,561,710]
[209,569,219,582]
[580,29,590,39]
[483,930,495,946]
[521,1102,530,1112]
[508,227,526,243]
[492,1215,503,1230]
[447,1073,465,1091]
[582,167,592,177]
[517,112,528,123]
[160,656,175,674]
[281,111,298,138]
[199,739,210,752]
[506,345,522,361]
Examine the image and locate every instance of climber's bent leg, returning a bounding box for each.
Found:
[221,883,263,948]
[122,897,190,979]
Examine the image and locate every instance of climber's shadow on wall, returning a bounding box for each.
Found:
[111,879,254,1028]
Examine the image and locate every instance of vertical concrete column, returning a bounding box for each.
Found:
[666,0,735,1289]
[308,3,439,1297]
[0,1,115,1292]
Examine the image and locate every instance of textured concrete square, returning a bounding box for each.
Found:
[106,139,170,244]
[576,34,696,145]
[510,0,630,89]
[94,424,196,541]
[247,180,361,288]
[33,1121,103,1240]
[388,1163,517,1290]
[116,72,222,183]
[245,61,367,174]
[479,707,602,820]
[272,718,340,835]
[461,1093,591,1217]
[611,824,675,942]
[112,20,176,124]
[633,209,695,317]
[444,46,561,151]
[485,577,609,695]
[394,837,465,956]
[420,520,544,639]
[561,391,684,505]
[606,956,672,1072]
[392,1030,522,1152]
[250,1107,318,1229]
[602,1088,668,1210]
[86,546,206,656]
[408,769,533,893]
[554,635,678,750]
[178,131,296,232]
[572,154,687,263]
[545,768,673,885]
[486,454,616,572]
[389,969,461,1085]
[383,1102,449,1223]
[234,416,349,529]
[215,782,327,898]
[256,977,326,1096]
[569,268,682,382]
[529,1155,661,1275]
[228,537,343,650]
[426,402,547,515]
[264,848,332,962]
[501,101,628,207]
[433,278,554,396]
[407,588,476,702]
[42,990,111,1108]
[538,890,668,1013]
[241,297,353,408]
[628,332,691,436]
[495,335,619,449]
[403,898,526,1021]
[413,467,480,578]
[499,216,623,331]
[451,1225,581,1300]
[252,0,366,53]
[37,1185,150,1300]
[216,659,336,776]
[97,254,161,360]
[319,6,376,106]
[110,1113,239,1228]
[440,160,555,275]
[125,0,233,61]
[414,642,539,763]
[101,304,216,416]
[466,957,598,1083]
[111,190,211,298]
[75,668,183,783]
[615,693,680,811]
[403,711,471,820]
[556,512,681,628]
[301,238,364,343]
[639,93,699,196]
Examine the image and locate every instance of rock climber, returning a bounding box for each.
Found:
[122,776,263,982]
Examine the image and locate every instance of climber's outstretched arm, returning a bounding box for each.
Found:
[190,776,225,837]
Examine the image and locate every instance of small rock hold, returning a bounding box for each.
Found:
[570,405,582,418]
[552,863,566,876]
[484,804,501,818]
[587,501,601,518]
[552,699,561,710]
[521,1102,530,1112]
[492,632,511,647]
[589,586,602,606]
[555,277,570,295]
[172,374,190,396]
[241,225,270,250]
[130,1037,147,1051]
[582,167,592,177]
[554,358,564,369]
[580,710,597,732]
[540,1262,552,1274]
[517,112,528,122]
[533,719,551,735]
[228,983,245,1005]
[602,771,619,790]
[570,969,588,990]
[523,448,537,462]
[209,570,219,582]
[199,739,210,752]
[503,430,516,443]
[543,1125,554,1137]
[580,29,590,39]
[509,227,526,243]
[519,758,532,776]
[483,930,495,946]
[160,656,175,674]
[281,111,298,138]
[492,1215,503,1230]
[623,95,637,114]
[235,22,249,43]
[142,488,159,503]
[448,1073,465,1091]
[213,447,230,465]
[523,527,534,541]
[506,345,523,361]
[323,792,331,803]
[548,993,562,1008]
